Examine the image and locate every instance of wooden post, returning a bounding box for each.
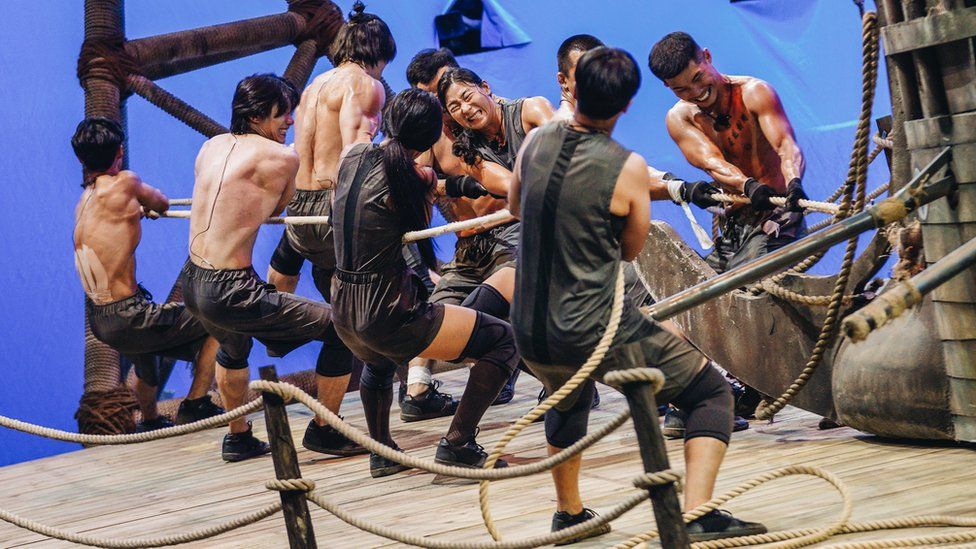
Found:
[617,370,690,549]
[259,365,317,549]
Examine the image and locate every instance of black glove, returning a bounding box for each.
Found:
[743,178,776,211]
[445,175,489,199]
[784,177,807,212]
[680,181,721,209]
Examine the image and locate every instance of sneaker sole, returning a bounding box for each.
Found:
[554,524,612,546]
[222,447,271,463]
[661,427,684,439]
[434,456,508,469]
[370,463,411,478]
[688,525,767,542]
[399,407,458,423]
[302,440,370,457]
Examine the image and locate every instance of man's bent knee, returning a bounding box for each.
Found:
[672,363,734,444]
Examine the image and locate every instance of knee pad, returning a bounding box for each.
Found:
[316,324,354,377]
[360,361,397,391]
[216,338,252,370]
[460,283,510,320]
[544,379,596,448]
[456,312,518,374]
[672,363,734,444]
[270,232,304,276]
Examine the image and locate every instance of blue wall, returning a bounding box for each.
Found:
[0,0,888,466]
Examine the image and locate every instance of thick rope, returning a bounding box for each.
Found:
[159,210,329,225]
[478,265,628,540]
[713,194,840,214]
[251,379,629,480]
[755,11,879,421]
[0,398,263,445]
[0,503,282,548]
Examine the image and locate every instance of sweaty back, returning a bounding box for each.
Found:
[512,121,653,366]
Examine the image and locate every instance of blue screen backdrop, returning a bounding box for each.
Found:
[0,0,888,466]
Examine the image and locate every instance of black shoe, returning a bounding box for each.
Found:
[400,381,459,422]
[662,407,686,439]
[398,381,407,404]
[686,509,767,542]
[302,420,369,456]
[551,508,612,546]
[176,396,225,425]
[591,386,600,409]
[370,447,411,478]
[818,416,844,430]
[733,415,750,433]
[136,415,174,433]
[492,369,521,405]
[434,432,508,469]
[221,422,271,462]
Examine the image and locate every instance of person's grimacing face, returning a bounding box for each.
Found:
[252,103,294,144]
[444,80,495,131]
[663,49,722,111]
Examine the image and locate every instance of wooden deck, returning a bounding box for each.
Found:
[1,368,974,548]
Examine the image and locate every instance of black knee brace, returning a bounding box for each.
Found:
[544,379,596,448]
[359,361,397,390]
[269,231,304,276]
[316,324,354,377]
[460,283,510,320]
[671,363,734,444]
[455,312,518,374]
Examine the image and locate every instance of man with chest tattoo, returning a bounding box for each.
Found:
[650,31,807,432]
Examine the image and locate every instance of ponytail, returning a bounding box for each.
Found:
[382,89,444,271]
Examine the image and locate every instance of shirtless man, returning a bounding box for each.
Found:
[263,2,406,457]
[650,32,807,429]
[650,31,806,271]
[71,117,222,432]
[509,46,765,542]
[179,73,350,462]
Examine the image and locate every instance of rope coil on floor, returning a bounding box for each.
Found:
[0,398,263,445]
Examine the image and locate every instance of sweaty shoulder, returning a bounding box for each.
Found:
[665,100,696,130]
[740,77,779,111]
[521,96,555,129]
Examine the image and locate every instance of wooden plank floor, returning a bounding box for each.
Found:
[1,369,975,548]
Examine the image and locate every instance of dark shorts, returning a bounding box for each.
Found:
[429,221,519,305]
[179,261,331,369]
[332,268,446,366]
[87,287,209,383]
[706,206,807,274]
[523,318,705,412]
[285,188,338,299]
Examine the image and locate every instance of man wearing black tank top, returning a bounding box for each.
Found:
[509,47,765,542]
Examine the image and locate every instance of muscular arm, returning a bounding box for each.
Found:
[615,154,652,262]
[666,106,750,193]
[746,80,804,183]
[339,77,384,148]
[270,149,301,216]
[520,96,555,132]
[646,167,673,201]
[127,171,169,213]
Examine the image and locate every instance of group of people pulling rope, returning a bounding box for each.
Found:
[5,3,959,548]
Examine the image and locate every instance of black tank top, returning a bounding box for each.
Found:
[512,121,654,366]
[332,144,404,274]
[471,98,526,170]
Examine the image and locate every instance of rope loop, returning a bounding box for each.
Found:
[77,36,141,93]
[632,469,683,492]
[266,478,317,493]
[288,0,345,58]
[603,368,666,393]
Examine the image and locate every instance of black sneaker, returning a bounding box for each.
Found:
[370,447,411,478]
[399,381,459,422]
[686,509,767,542]
[551,508,612,546]
[491,369,520,405]
[176,396,225,425]
[136,415,174,433]
[302,420,369,456]
[221,422,271,462]
[434,432,508,469]
[662,408,749,439]
[662,407,686,439]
